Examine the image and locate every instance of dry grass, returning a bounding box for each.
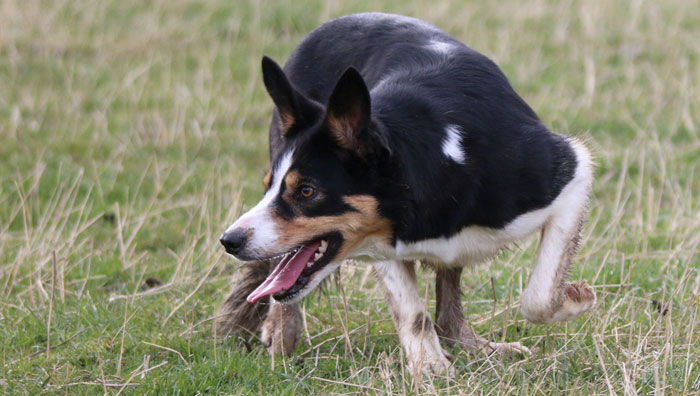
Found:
[0,0,698,394]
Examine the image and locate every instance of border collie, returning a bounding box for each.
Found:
[217,12,595,375]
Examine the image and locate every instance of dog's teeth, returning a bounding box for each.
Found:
[314,252,323,261]
[306,262,313,268]
[319,241,327,253]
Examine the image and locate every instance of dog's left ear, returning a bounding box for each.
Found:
[324,67,372,154]
[262,56,319,138]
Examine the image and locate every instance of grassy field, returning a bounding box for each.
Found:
[1,0,699,394]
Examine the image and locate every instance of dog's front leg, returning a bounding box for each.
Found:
[215,260,302,356]
[373,260,452,377]
[260,299,302,356]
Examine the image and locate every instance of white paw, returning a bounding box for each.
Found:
[404,329,453,377]
[548,281,596,323]
[522,280,597,324]
[408,350,453,377]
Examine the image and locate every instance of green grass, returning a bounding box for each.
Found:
[1,0,699,394]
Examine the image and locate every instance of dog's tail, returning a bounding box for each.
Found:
[214,260,273,342]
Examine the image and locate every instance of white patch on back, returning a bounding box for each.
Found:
[442,125,466,164]
[425,40,455,55]
[225,150,294,253]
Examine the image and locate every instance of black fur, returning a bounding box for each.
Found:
[262,13,577,245]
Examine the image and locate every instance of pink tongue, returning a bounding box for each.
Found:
[246,241,321,303]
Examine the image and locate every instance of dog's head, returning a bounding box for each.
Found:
[220,57,394,303]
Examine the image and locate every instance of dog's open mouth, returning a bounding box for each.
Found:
[246,233,342,303]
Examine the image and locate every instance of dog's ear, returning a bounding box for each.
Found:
[324,67,372,154]
[261,56,318,137]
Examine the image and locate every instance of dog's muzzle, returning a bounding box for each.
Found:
[220,229,248,256]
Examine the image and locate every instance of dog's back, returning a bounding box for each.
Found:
[277,13,578,240]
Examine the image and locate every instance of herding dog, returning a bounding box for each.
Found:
[216,13,595,375]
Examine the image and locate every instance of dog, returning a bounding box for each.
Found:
[217,12,595,375]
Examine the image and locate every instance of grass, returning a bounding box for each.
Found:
[1,0,699,394]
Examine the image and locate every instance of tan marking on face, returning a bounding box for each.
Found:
[283,170,301,192]
[270,194,392,260]
[262,170,272,190]
[343,195,381,215]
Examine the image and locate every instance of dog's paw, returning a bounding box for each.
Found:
[564,281,596,305]
[260,302,302,356]
[409,351,453,378]
[406,337,454,378]
[403,330,453,377]
[483,341,531,358]
[548,281,596,322]
[522,280,597,324]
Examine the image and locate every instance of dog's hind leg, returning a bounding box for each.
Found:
[215,260,302,355]
[435,266,530,357]
[521,140,596,324]
[373,260,451,376]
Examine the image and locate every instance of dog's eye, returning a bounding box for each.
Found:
[299,185,316,199]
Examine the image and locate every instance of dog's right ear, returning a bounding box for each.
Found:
[323,67,373,155]
[261,56,318,137]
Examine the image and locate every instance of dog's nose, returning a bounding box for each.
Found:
[220,229,248,255]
